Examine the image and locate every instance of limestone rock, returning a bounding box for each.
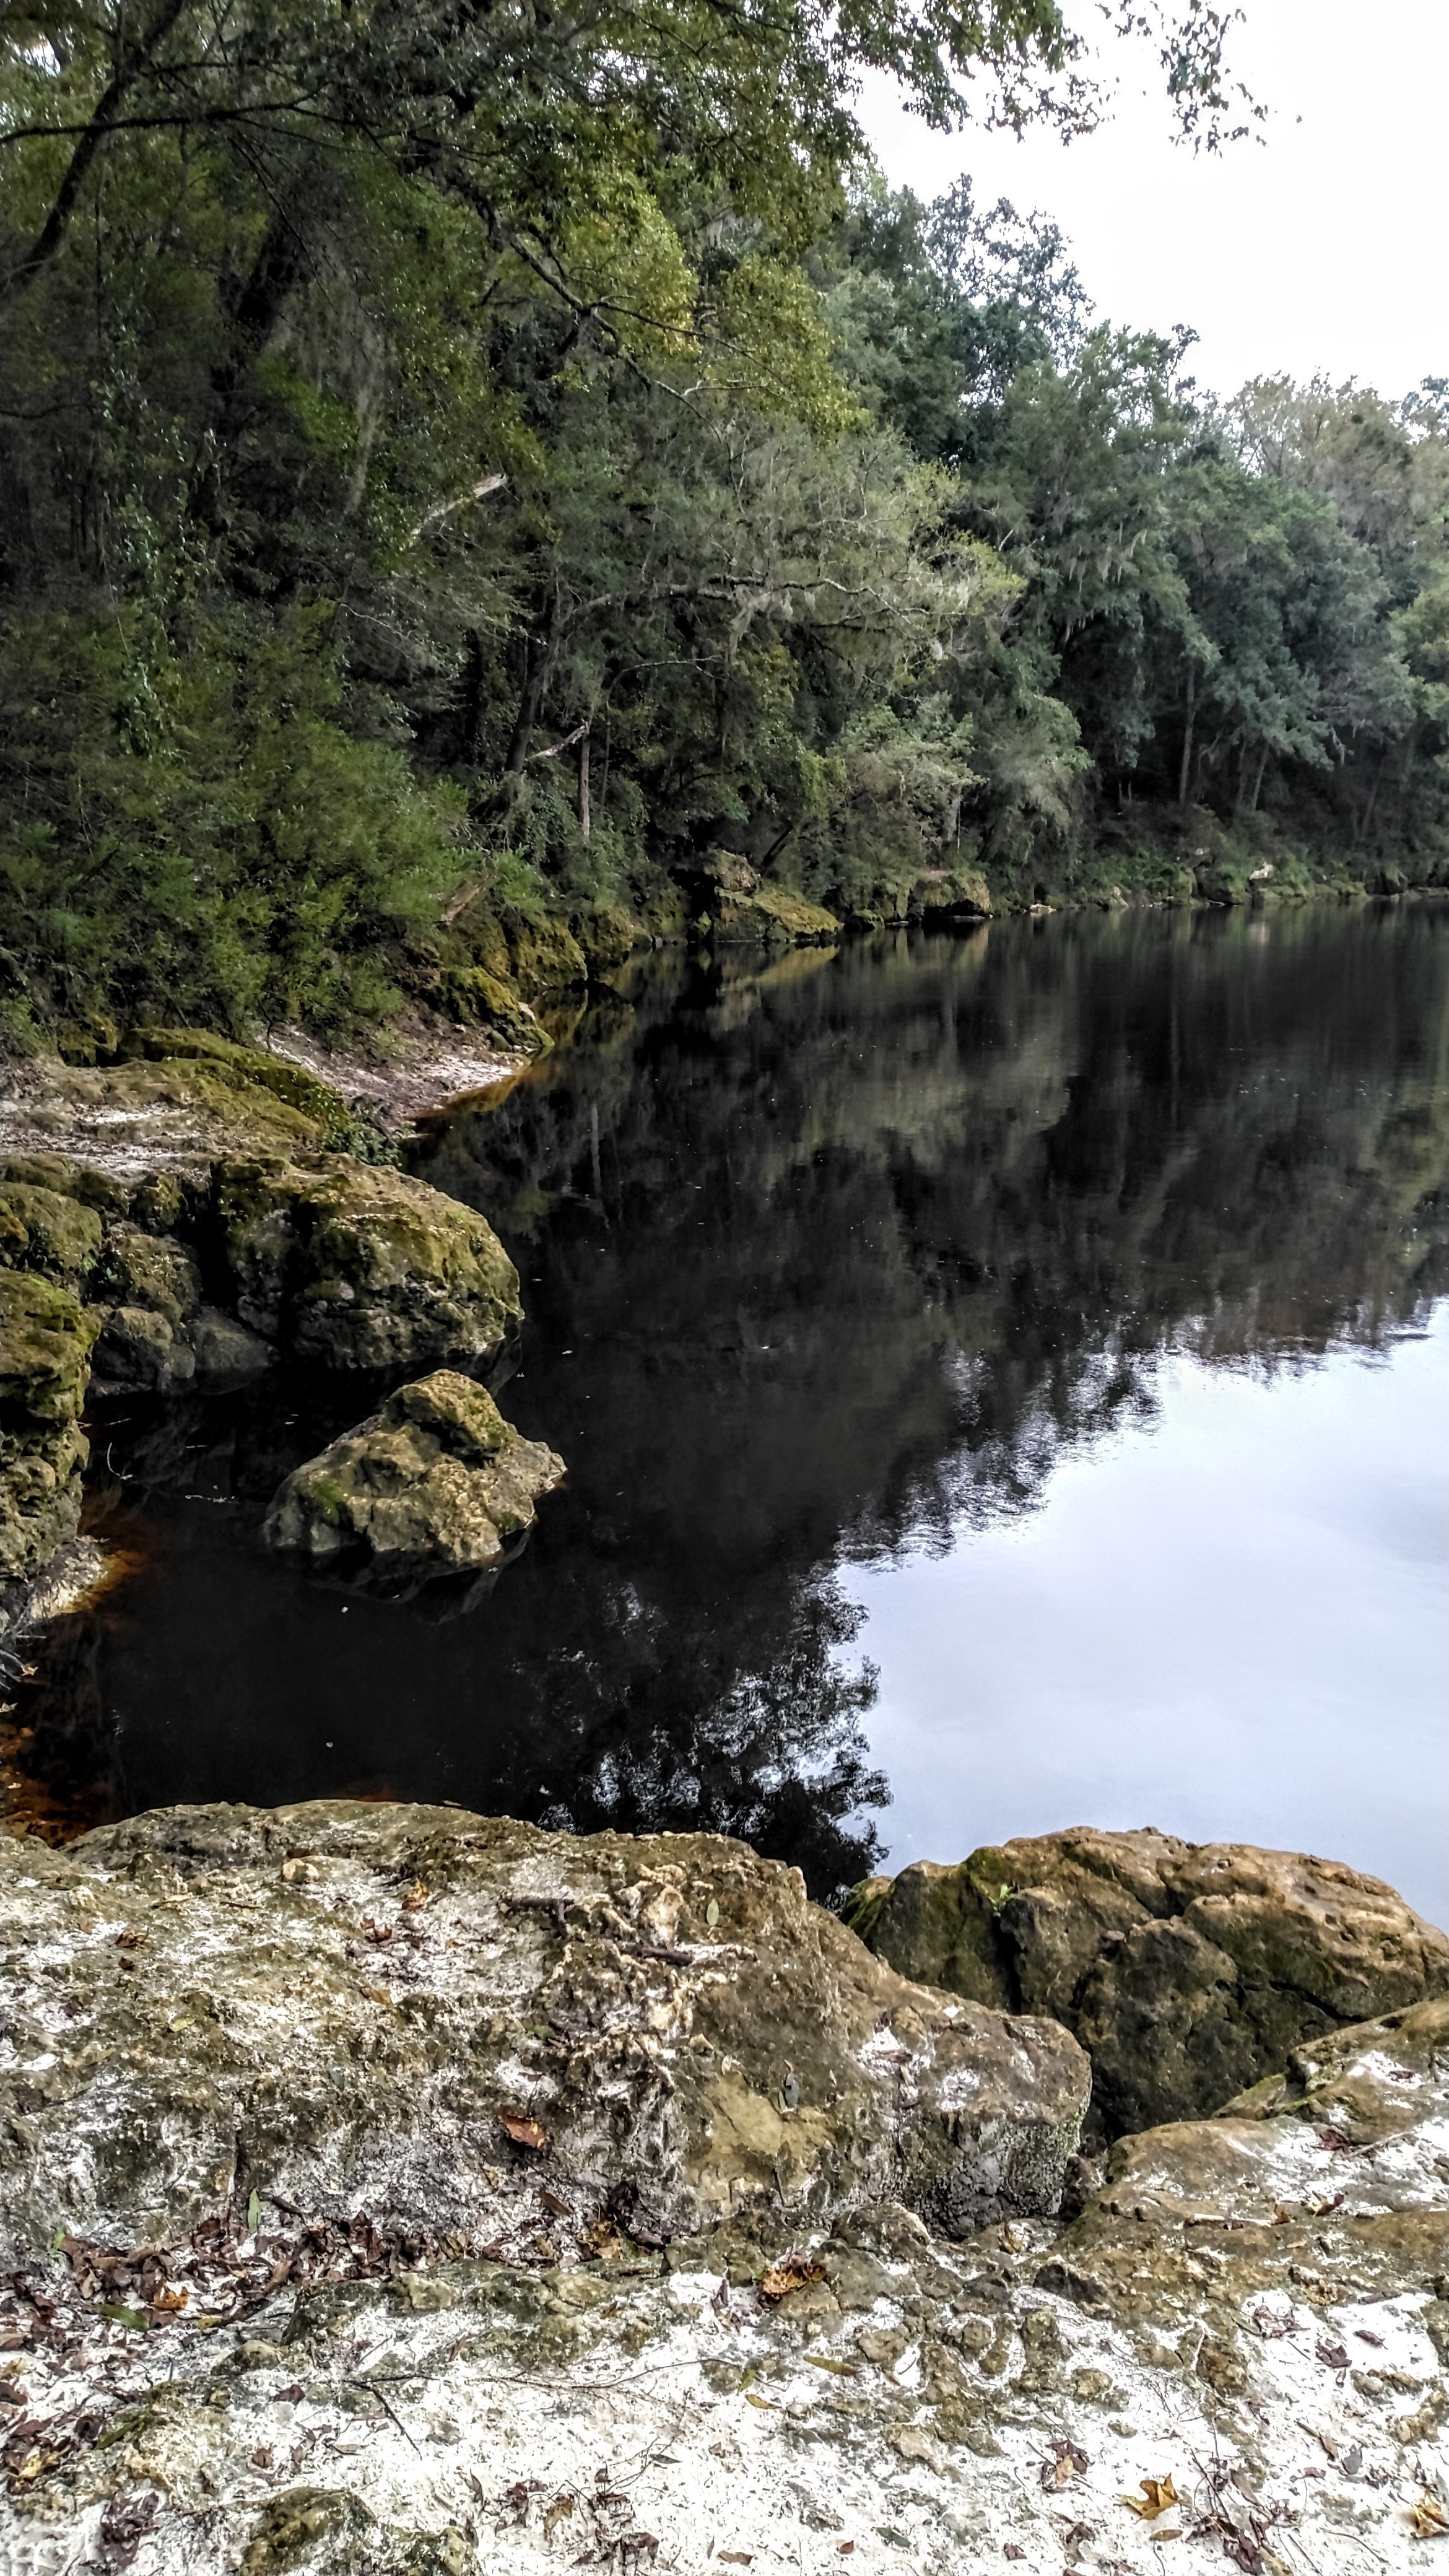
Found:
[0,1177,104,1283]
[846,1827,1449,2140]
[89,1217,206,1390]
[0,1801,1088,2271]
[264,1372,565,1580]
[713,887,841,946]
[212,1153,522,1370]
[0,1266,98,1590]
[1042,1995,1449,2331]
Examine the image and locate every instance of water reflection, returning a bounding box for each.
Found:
[12,903,1449,1898]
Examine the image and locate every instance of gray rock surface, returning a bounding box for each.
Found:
[264,1374,565,1581]
[0,1802,1087,2274]
[0,1811,1445,2574]
[845,1827,1449,2142]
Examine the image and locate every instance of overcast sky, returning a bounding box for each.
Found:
[857,0,1445,403]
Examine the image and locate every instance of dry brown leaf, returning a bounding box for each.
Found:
[718,2554,753,2565]
[1316,2339,1351,2370]
[1409,2490,1449,2540]
[759,2255,827,2301]
[402,1879,430,1910]
[1122,2476,1179,2522]
[500,2112,549,2151]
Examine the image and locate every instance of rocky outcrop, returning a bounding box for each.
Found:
[845,1828,1449,2143]
[0,1809,1444,2575]
[0,1801,1087,2273]
[212,1153,521,1372]
[264,1373,565,1583]
[0,1267,97,1590]
[0,1147,524,1599]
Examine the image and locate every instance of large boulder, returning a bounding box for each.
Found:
[264,1372,565,1582]
[846,1827,1449,2141]
[0,1267,98,1591]
[0,1801,1088,2273]
[211,1154,521,1371]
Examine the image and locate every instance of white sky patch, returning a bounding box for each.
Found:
[855,0,1449,401]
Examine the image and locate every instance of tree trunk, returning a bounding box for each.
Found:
[1248,742,1269,813]
[504,591,560,775]
[578,728,591,840]
[0,0,191,315]
[1177,664,1197,815]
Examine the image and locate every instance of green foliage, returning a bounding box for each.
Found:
[0,0,1439,1048]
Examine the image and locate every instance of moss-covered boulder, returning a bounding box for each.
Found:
[211,1154,521,1371]
[0,1178,105,1283]
[437,964,550,1058]
[846,1829,1449,2143]
[711,887,842,946]
[0,1266,98,1585]
[264,1371,565,1582]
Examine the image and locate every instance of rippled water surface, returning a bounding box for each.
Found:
[21,904,1449,1915]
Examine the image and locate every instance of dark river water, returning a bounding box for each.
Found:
[16,903,1449,1917]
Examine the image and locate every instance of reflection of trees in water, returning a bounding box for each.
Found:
[15,908,1449,1894]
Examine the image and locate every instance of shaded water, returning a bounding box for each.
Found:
[15,904,1449,1911]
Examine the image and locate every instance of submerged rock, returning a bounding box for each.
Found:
[213,1152,522,1370]
[845,1827,1449,2141]
[264,1372,565,1581]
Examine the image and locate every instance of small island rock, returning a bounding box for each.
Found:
[264,1370,565,1580]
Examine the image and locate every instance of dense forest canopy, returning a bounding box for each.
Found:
[1,0,1445,1038]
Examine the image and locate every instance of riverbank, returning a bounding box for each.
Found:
[0,1802,1445,2572]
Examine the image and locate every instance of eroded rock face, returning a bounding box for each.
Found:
[213,1154,521,1371]
[846,1829,1449,2141]
[0,1801,1087,2275]
[264,1373,565,1581]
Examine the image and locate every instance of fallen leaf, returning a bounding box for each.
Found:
[541,2188,572,2219]
[500,2113,549,2151]
[760,2255,826,2302]
[1251,2303,1300,2339]
[402,1879,430,1910]
[1409,2490,1449,2539]
[1354,2329,1384,2347]
[543,2495,575,2537]
[707,1900,720,1926]
[247,2188,263,2232]
[804,2354,857,2378]
[718,2554,753,2562]
[837,2547,855,2558]
[743,2392,775,2411]
[1004,2552,1025,2565]
[1316,2339,1351,2370]
[1122,2476,1179,2522]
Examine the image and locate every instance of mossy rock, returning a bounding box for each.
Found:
[0,1152,130,1216]
[711,889,841,947]
[212,1153,522,1371]
[265,1369,567,1581]
[0,1267,98,1583]
[0,1181,104,1283]
[438,965,549,1058]
[117,1027,346,1134]
[570,902,642,976]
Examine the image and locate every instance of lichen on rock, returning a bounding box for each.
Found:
[264,1372,565,1583]
[0,1266,98,1589]
[212,1152,522,1371]
[845,1827,1449,2141]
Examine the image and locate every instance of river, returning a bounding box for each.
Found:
[18,902,1448,1917]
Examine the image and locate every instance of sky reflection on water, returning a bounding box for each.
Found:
[843,1312,1449,1923]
